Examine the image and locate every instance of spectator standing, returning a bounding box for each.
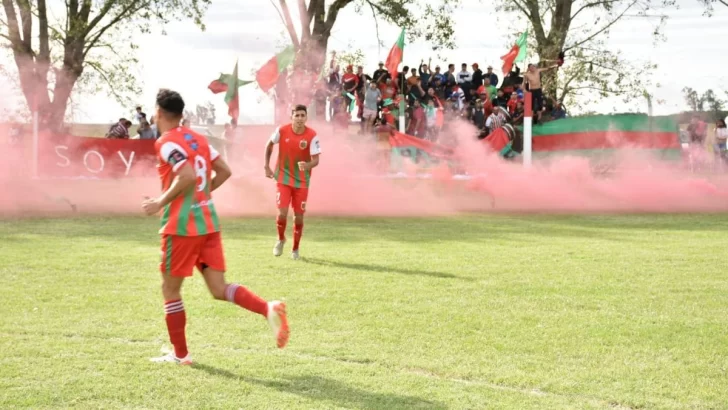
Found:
[363,81,381,134]
[471,63,483,88]
[372,62,389,83]
[485,66,499,88]
[138,118,157,139]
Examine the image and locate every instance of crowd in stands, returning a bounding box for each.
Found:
[316,52,567,143]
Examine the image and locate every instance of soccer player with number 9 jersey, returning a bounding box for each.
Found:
[141,89,289,365]
[264,104,321,260]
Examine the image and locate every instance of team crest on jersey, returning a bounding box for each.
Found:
[299,139,308,150]
[184,133,199,150]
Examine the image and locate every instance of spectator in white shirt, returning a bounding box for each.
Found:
[457,63,471,84]
[715,119,727,154]
[134,106,144,123]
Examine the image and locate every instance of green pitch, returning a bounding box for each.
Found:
[1,215,726,409]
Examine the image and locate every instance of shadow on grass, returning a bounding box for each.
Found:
[192,364,447,409]
[303,257,471,281]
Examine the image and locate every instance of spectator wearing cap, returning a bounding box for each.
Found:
[471,63,483,88]
[373,62,389,83]
[486,65,499,88]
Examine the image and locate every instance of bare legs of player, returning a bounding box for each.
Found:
[275,207,305,260]
[155,270,289,365]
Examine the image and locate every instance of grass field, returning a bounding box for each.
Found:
[1,214,727,409]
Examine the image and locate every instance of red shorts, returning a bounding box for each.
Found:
[159,232,226,277]
[276,183,309,214]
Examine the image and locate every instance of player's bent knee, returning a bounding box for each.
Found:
[160,276,184,300]
[201,267,227,300]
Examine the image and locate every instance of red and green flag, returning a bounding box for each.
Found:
[385,28,405,80]
[207,73,252,94]
[255,45,296,93]
[500,29,528,75]
[207,61,255,122]
[225,61,240,122]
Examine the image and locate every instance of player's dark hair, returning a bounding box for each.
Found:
[292,104,307,114]
[156,88,185,118]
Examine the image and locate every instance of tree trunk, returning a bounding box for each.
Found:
[536,41,566,105]
[526,0,572,105]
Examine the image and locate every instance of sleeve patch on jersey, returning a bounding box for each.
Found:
[167,149,187,165]
[310,135,322,155]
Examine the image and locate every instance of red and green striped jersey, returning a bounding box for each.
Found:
[269,124,321,188]
[155,126,221,236]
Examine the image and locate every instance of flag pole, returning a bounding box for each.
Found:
[523,91,532,167]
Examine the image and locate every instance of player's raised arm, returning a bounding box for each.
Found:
[210,145,231,192]
[264,126,281,179]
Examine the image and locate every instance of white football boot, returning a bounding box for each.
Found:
[150,346,192,365]
[273,239,286,257]
[266,301,290,348]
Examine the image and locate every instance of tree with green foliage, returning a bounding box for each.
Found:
[495,0,673,111]
[334,47,366,68]
[682,87,703,111]
[682,87,725,120]
[270,0,459,71]
[0,0,210,132]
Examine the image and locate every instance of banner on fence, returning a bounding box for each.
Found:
[388,131,456,171]
[39,136,157,178]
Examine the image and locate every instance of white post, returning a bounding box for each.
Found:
[32,110,39,178]
[523,117,532,167]
[523,91,533,167]
[398,94,405,133]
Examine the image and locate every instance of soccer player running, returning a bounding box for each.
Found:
[142,89,289,365]
[264,104,321,260]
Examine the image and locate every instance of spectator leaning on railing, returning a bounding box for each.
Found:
[106,118,132,139]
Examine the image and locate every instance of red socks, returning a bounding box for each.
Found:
[225,284,268,316]
[293,223,304,251]
[276,216,286,240]
[164,299,188,358]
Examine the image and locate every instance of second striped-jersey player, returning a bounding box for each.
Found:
[264,104,321,260]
